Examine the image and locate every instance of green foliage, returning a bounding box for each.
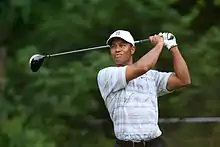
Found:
[1,0,220,146]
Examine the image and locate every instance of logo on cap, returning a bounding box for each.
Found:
[115,31,120,36]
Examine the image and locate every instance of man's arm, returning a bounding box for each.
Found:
[167,46,191,91]
[160,32,191,91]
[126,35,164,82]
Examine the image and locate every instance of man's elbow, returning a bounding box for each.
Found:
[182,78,191,87]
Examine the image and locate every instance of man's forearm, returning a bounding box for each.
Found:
[134,42,164,71]
[126,43,164,82]
[170,46,191,84]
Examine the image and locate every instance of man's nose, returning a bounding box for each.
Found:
[115,46,121,52]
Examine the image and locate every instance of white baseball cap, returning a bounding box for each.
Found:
[106,30,135,46]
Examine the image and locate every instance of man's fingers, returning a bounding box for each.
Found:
[148,36,153,41]
[149,36,156,45]
[158,32,163,37]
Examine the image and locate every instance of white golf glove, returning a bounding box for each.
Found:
[159,32,177,50]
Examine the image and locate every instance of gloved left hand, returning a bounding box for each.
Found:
[159,32,177,50]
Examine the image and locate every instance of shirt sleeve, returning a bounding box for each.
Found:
[155,71,174,96]
[97,66,127,100]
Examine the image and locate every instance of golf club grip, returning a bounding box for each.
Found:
[134,38,150,44]
[47,39,150,57]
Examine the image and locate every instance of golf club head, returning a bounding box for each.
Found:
[29,54,46,72]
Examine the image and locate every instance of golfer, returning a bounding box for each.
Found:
[97,30,191,147]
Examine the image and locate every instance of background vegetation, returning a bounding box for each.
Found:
[0,0,220,146]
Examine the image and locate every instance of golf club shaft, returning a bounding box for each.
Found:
[46,39,149,57]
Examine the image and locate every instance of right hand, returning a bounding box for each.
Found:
[149,35,164,46]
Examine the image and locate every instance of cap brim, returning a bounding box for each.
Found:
[106,37,116,45]
[106,36,133,46]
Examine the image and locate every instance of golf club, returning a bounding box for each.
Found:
[29,38,149,72]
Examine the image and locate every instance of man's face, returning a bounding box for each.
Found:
[109,38,135,66]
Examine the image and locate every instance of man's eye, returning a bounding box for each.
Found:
[110,45,115,49]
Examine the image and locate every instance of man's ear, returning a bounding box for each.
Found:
[130,46,136,55]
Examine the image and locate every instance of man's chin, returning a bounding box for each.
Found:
[114,61,125,66]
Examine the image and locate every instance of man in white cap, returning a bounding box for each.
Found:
[97,30,191,147]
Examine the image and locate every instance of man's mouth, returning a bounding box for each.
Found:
[115,54,122,58]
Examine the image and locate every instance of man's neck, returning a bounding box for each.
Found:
[115,58,133,67]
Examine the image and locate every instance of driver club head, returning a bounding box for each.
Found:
[29,54,46,72]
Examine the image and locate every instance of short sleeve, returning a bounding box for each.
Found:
[97,66,127,100]
[155,71,174,96]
